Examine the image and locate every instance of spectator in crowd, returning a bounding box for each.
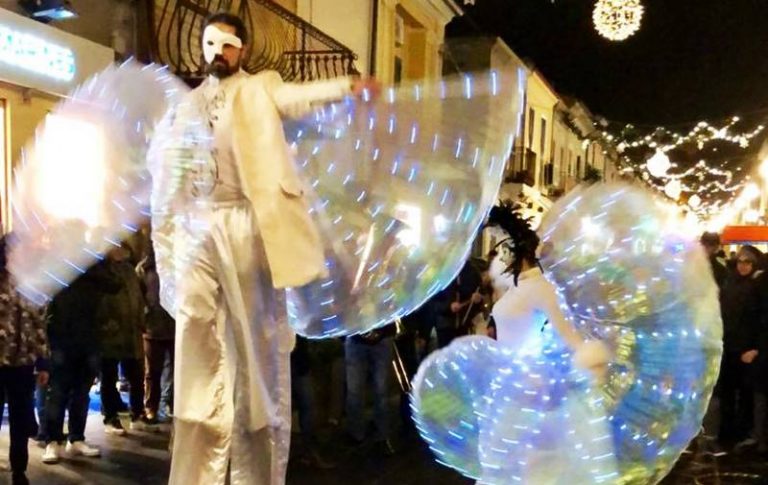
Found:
[313,339,345,429]
[727,245,768,453]
[137,245,175,425]
[98,242,148,434]
[0,235,49,485]
[718,245,764,446]
[291,336,335,469]
[345,324,397,456]
[43,248,121,464]
[431,261,483,348]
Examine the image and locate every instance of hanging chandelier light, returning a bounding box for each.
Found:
[593,0,645,41]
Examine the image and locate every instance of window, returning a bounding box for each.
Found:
[577,155,582,177]
[528,108,535,148]
[540,118,547,155]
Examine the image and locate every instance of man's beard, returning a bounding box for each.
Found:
[206,57,240,79]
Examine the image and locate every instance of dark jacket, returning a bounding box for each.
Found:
[720,270,763,355]
[708,254,728,290]
[48,261,122,355]
[97,260,145,360]
[433,262,483,331]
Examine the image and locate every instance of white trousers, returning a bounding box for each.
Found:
[168,201,292,485]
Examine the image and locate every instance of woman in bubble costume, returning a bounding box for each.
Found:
[411,183,723,485]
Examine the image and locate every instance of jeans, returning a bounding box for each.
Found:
[46,350,99,444]
[718,351,754,441]
[0,366,35,473]
[143,338,174,417]
[311,339,345,424]
[34,384,48,440]
[753,391,767,448]
[101,358,144,421]
[345,337,394,442]
[291,369,315,438]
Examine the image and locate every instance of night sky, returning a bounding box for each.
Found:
[447,0,768,127]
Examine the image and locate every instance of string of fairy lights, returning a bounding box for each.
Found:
[601,115,767,225]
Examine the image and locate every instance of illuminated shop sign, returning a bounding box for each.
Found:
[0,23,75,81]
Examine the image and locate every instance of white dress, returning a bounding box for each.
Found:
[477,267,619,484]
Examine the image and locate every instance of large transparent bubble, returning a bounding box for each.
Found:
[412,183,722,485]
[285,69,526,337]
[9,62,188,304]
[540,183,722,484]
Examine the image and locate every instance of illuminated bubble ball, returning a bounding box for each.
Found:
[283,69,526,338]
[538,183,709,325]
[10,61,188,304]
[539,182,722,484]
[410,336,513,480]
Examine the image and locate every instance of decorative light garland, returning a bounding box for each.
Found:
[593,0,645,42]
[605,116,766,220]
[603,118,766,153]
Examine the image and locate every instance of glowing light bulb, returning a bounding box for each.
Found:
[593,0,645,41]
[664,180,681,200]
[646,150,671,178]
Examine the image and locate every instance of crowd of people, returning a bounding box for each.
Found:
[701,233,768,453]
[0,229,174,485]
[0,222,499,484]
[0,222,767,484]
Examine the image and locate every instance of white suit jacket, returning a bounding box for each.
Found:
[150,71,351,310]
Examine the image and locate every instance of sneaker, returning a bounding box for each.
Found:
[735,437,758,451]
[42,442,62,464]
[104,418,126,436]
[66,440,100,457]
[131,415,158,431]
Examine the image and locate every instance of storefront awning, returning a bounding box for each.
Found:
[721,225,768,244]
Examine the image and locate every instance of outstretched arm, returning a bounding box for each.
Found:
[262,71,380,119]
[263,71,353,119]
[539,285,610,380]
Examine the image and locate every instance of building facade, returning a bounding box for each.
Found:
[0,6,114,229]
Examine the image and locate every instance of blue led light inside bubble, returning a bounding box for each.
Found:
[283,70,526,338]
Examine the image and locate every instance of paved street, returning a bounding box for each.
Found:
[2,408,768,485]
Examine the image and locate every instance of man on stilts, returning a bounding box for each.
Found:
[150,11,375,485]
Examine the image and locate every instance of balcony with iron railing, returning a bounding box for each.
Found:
[147,0,358,84]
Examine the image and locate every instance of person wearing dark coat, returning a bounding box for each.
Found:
[42,255,121,464]
[430,261,484,348]
[137,245,175,425]
[98,242,147,433]
[717,246,764,445]
[0,235,49,485]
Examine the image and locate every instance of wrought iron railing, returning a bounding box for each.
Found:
[149,0,358,83]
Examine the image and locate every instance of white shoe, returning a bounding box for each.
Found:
[105,422,126,436]
[42,443,63,464]
[66,441,100,458]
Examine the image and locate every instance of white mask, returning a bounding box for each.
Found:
[202,25,243,64]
